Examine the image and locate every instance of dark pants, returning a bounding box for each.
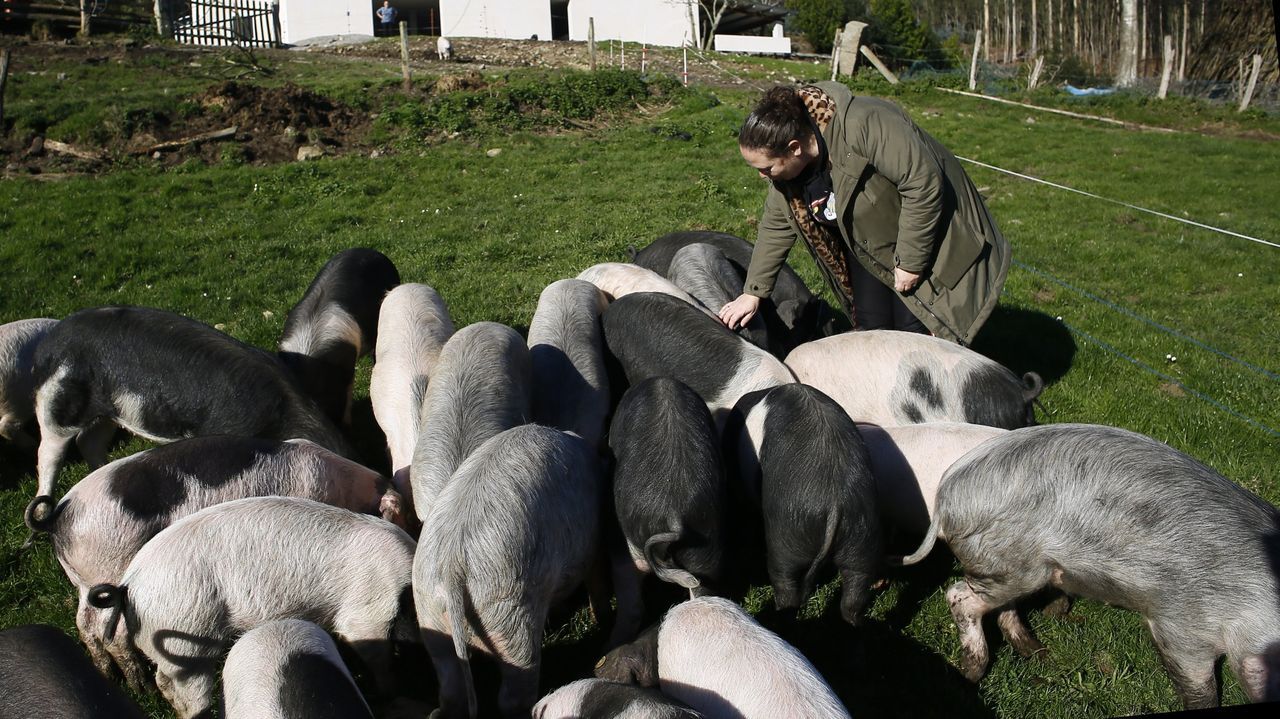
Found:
[849,259,928,334]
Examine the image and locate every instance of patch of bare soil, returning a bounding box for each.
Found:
[180,80,373,164]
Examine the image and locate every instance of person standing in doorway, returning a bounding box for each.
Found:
[376,1,398,37]
[720,82,1010,346]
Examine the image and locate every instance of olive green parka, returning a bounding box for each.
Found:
[743,81,1009,345]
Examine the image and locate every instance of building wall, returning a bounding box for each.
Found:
[280,0,373,44]
[271,1,699,47]
[439,0,552,41]
[566,0,696,47]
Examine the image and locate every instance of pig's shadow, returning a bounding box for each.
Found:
[0,442,37,489]
[759,598,997,719]
[347,396,393,476]
[970,305,1077,386]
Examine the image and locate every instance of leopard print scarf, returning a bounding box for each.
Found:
[779,85,856,322]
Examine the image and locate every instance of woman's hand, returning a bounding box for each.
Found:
[894,267,921,293]
[718,294,761,330]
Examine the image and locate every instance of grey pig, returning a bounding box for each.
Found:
[414,424,603,718]
[0,318,57,451]
[899,423,1280,709]
[527,279,611,453]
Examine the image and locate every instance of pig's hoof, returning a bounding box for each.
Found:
[1042,594,1074,618]
[958,651,989,683]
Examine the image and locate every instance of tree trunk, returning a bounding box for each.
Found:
[1031,0,1039,57]
[1012,0,1019,61]
[1139,0,1147,69]
[1046,0,1054,54]
[1117,0,1137,85]
[1178,0,1188,81]
[984,0,992,62]
[1186,0,1278,83]
[1072,0,1080,58]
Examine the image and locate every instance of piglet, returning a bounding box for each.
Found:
[221,619,373,719]
[278,248,400,427]
[902,424,1280,709]
[0,318,57,451]
[857,422,1007,538]
[27,305,349,524]
[596,597,849,718]
[577,263,717,318]
[666,244,772,354]
[89,496,417,719]
[527,279,610,453]
[533,678,703,719]
[630,230,832,354]
[784,330,1042,428]
[414,425,603,718]
[370,282,455,507]
[0,624,145,719]
[736,383,881,625]
[601,292,794,433]
[609,377,727,643]
[27,435,404,690]
[409,321,530,516]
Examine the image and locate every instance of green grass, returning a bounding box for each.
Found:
[2,41,1278,718]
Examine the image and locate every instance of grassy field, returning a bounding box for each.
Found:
[1,37,1278,718]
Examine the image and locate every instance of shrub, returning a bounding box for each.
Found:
[787,0,847,55]
[866,0,949,69]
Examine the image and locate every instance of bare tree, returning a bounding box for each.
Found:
[698,0,732,51]
[985,0,992,61]
[1117,0,1138,85]
[1031,0,1039,57]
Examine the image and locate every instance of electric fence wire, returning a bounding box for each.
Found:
[961,154,1280,435]
[1034,310,1280,439]
[958,156,1280,249]
[1013,259,1280,385]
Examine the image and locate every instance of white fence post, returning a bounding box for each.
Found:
[969,30,982,91]
[1238,54,1262,112]
[1158,35,1174,99]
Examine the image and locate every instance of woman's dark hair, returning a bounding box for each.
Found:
[738,85,814,154]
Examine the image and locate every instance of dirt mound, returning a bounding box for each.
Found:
[185,81,373,164]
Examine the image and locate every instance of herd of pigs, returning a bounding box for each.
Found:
[0,230,1277,718]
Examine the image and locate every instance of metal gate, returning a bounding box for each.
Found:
[169,0,281,48]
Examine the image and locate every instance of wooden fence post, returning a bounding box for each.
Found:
[1158,35,1174,99]
[79,0,91,36]
[969,30,982,91]
[272,3,283,47]
[1239,53,1262,112]
[860,46,899,85]
[588,17,596,71]
[400,21,411,91]
[829,29,841,81]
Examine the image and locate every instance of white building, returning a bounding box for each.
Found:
[178,1,785,50]
[280,1,373,43]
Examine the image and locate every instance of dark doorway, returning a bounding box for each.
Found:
[550,0,570,41]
